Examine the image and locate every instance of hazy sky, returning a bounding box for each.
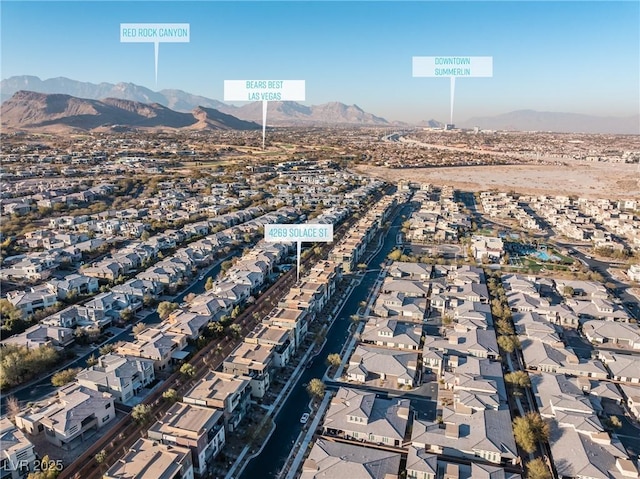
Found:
[1,1,638,123]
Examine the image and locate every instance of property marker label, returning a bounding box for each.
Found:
[412,56,493,77]
[120,23,190,84]
[413,56,493,125]
[265,223,333,282]
[224,80,306,149]
[264,224,333,243]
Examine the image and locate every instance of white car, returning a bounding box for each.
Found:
[300,412,310,424]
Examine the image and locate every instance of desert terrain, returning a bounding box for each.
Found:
[358,161,640,198]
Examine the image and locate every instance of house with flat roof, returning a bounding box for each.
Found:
[301,439,401,479]
[182,371,251,433]
[322,387,410,447]
[223,342,274,398]
[263,307,309,349]
[104,437,194,479]
[244,323,294,367]
[148,402,225,476]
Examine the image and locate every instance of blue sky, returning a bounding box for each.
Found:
[1,1,638,123]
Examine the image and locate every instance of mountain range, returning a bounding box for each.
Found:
[0,76,390,126]
[0,91,260,132]
[1,76,637,134]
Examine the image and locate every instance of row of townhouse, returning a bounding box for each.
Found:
[407,187,471,243]
[97,195,384,477]
[479,190,541,231]
[529,194,636,250]
[6,222,301,463]
[329,190,397,273]
[5,187,384,479]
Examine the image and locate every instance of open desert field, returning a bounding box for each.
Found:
[358,161,640,199]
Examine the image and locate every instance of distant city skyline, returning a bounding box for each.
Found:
[1,1,638,124]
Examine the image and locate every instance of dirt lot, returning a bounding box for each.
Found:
[358,161,640,198]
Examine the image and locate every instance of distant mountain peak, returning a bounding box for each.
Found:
[1,75,391,126]
[1,90,260,132]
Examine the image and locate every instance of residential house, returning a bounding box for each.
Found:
[411,407,518,465]
[182,371,251,433]
[347,345,419,388]
[147,402,225,476]
[15,383,115,448]
[104,438,194,479]
[301,439,401,479]
[322,387,410,447]
[223,342,274,398]
[76,353,155,403]
[360,317,423,350]
[0,417,36,479]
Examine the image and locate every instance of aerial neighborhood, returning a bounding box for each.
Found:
[1,127,640,479]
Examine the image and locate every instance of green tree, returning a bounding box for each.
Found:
[132,322,147,336]
[326,353,341,367]
[131,403,152,424]
[95,449,108,470]
[119,309,134,323]
[609,415,622,429]
[208,321,225,338]
[231,305,242,319]
[27,455,60,479]
[526,458,552,479]
[157,301,178,320]
[496,318,514,335]
[180,363,196,378]
[504,371,531,389]
[563,285,574,297]
[51,368,80,387]
[387,249,402,261]
[229,323,243,338]
[162,388,180,404]
[513,412,550,454]
[205,276,214,291]
[0,299,23,322]
[306,378,325,400]
[0,344,59,389]
[86,354,98,367]
[99,343,116,356]
[141,230,151,241]
[498,335,520,353]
